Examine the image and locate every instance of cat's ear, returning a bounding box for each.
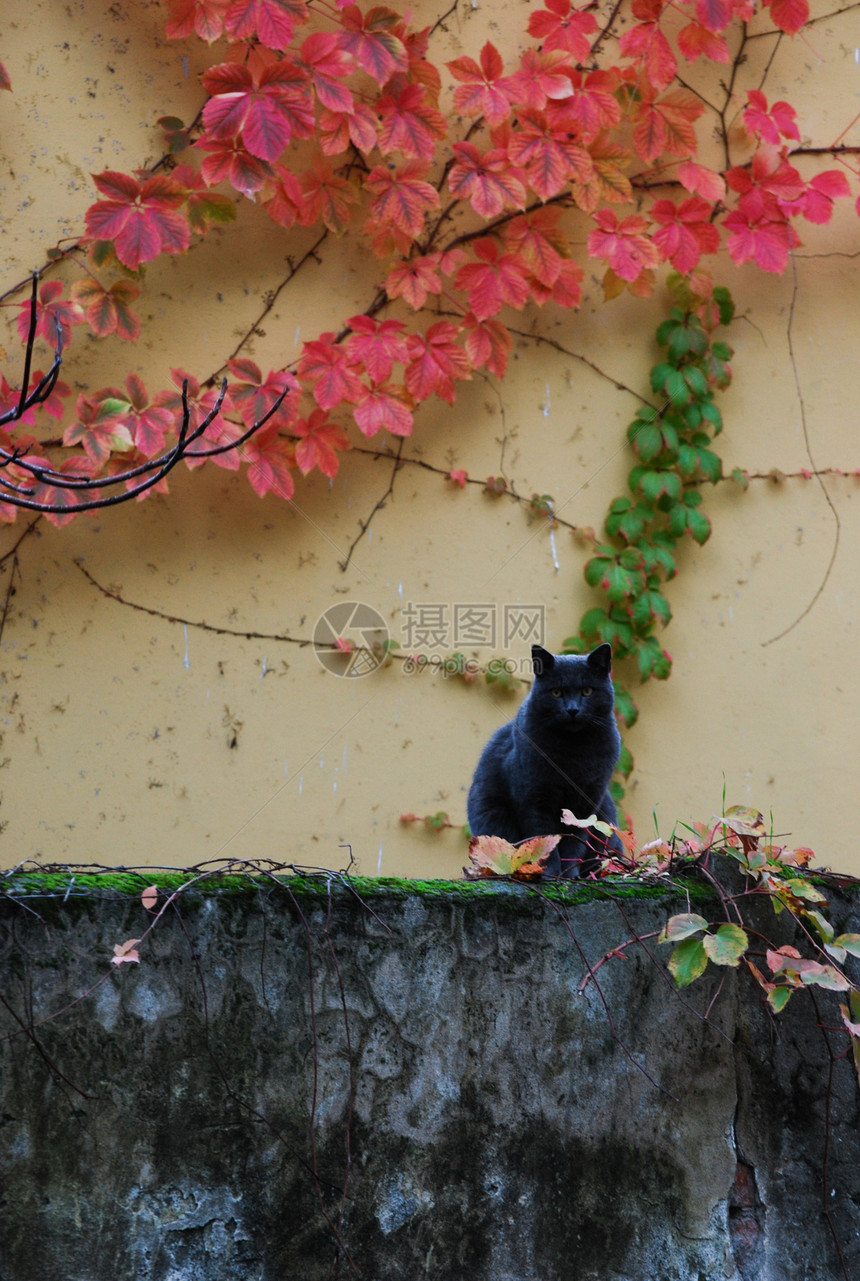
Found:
[531,644,555,676]
[586,643,612,676]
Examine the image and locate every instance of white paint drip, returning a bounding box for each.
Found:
[549,527,560,572]
[294,324,301,346]
[542,383,551,417]
[377,841,383,874]
[260,656,268,678]
[183,625,190,669]
[298,775,304,795]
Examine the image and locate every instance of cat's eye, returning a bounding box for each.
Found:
[582,685,592,696]
[551,688,562,698]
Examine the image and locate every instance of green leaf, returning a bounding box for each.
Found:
[659,912,708,943]
[703,923,748,967]
[767,985,793,1013]
[561,635,587,654]
[713,288,734,326]
[664,368,689,406]
[700,399,723,433]
[683,365,709,399]
[579,606,609,638]
[833,933,860,958]
[614,686,638,727]
[668,937,708,987]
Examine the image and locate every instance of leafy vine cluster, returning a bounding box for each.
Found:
[0,0,856,523]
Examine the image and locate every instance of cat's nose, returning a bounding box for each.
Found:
[566,706,579,719]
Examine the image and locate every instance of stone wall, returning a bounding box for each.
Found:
[1,875,858,1281]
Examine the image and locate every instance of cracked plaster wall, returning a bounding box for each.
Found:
[1,1,860,874]
[1,880,859,1280]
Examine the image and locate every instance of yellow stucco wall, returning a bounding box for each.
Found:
[1,0,859,876]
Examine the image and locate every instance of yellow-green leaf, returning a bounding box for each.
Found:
[703,923,748,967]
[658,912,708,944]
[668,937,708,987]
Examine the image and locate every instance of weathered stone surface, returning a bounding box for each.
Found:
[0,877,858,1281]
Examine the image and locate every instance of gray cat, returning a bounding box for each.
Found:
[467,644,622,878]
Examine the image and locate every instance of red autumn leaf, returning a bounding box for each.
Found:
[16,280,85,346]
[241,423,295,498]
[141,885,158,912]
[454,238,531,321]
[448,468,468,487]
[547,257,584,307]
[550,68,621,140]
[300,31,354,113]
[298,333,365,409]
[227,358,297,427]
[7,370,71,424]
[587,209,660,281]
[526,0,598,60]
[63,394,133,466]
[465,833,559,880]
[800,169,851,223]
[20,454,95,528]
[507,109,592,200]
[112,938,141,965]
[224,0,310,48]
[0,59,11,91]
[448,142,526,219]
[678,159,726,202]
[677,21,730,61]
[364,161,440,237]
[344,316,410,384]
[505,48,577,111]
[292,408,350,476]
[319,101,379,155]
[405,322,471,404]
[618,21,677,90]
[156,370,238,468]
[116,373,176,457]
[632,89,702,163]
[448,41,516,127]
[263,162,307,227]
[196,136,272,197]
[201,60,313,161]
[462,314,512,379]
[765,0,809,34]
[71,277,141,341]
[385,253,443,310]
[744,89,800,144]
[170,162,237,234]
[301,156,360,233]
[501,209,565,286]
[337,4,408,83]
[651,197,720,272]
[85,171,190,269]
[723,197,796,272]
[165,0,229,42]
[377,83,447,161]
[695,0,733,31]
[353,383,414,437]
